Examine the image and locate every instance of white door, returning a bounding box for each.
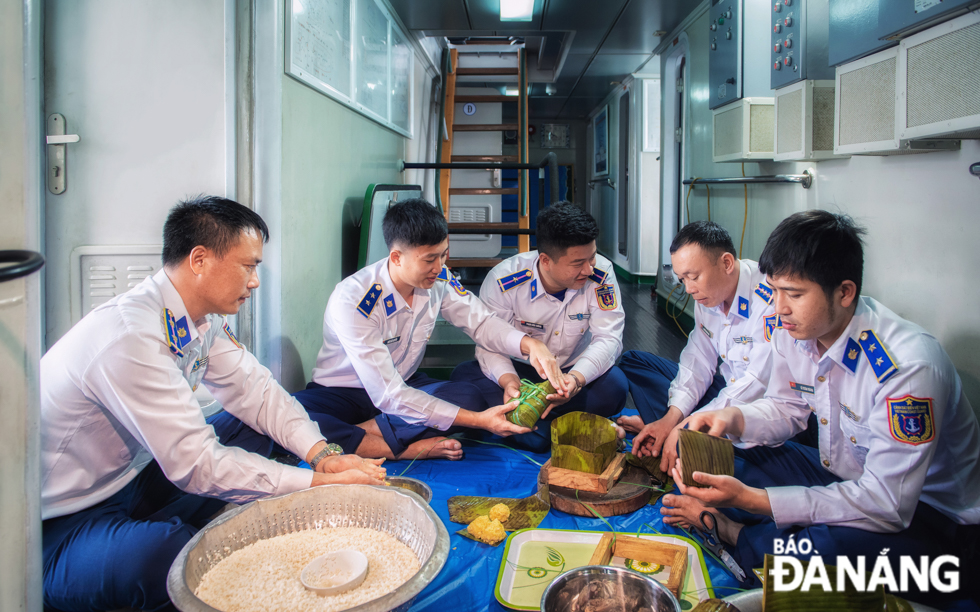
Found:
[43,0,234,348]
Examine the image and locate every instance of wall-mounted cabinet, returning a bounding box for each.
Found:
[712,97,775,162]
[774,79,843,161]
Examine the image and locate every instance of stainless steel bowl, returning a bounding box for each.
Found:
[167,484,449,612]
[385,476,433,503]
[541,565,682,612]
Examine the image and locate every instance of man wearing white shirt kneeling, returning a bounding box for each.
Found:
[40,196,385,612]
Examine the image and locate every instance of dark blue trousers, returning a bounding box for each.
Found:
[292,372,486,457]
[720,442,979,605]
[449,359,629,453]
[619,350,727,423]
[42,412,272,612]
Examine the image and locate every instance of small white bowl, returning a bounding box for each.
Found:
[300,550,369,596]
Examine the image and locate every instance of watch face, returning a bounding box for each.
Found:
[326,443,344,455]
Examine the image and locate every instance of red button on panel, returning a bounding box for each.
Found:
[774,60,782,70]
[773,23,781,33]
[774,2,781,12]
[784,15,793,26]
[783,56,792,66]
[774,43,781,52]
[784,0,792,5]
[784,38,792,48]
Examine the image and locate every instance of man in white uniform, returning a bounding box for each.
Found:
[40,196,385,612]
[450,202,628,452]
[662,211,980,604]
[619,221,784,472]
[294,198,566,461]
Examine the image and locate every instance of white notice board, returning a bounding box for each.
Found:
[286,0,413,137]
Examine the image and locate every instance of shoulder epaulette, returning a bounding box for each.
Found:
[164,308,189,358]
[755,282,774,305]
[223,323,243,349]
[497,268,533,292]
[356,283,383,318]
[589,269,608,285]
[858,329,898,383]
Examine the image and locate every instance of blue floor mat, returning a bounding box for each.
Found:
[384,409,743,611]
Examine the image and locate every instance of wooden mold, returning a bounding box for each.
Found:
[589,533,688,598]
[543,452,626,494]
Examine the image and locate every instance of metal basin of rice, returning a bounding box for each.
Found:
[167,484,449,612]
[384,477,433,503]
[541,566,681,612]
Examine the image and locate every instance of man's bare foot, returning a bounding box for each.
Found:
[617,415,645,434]
[398,437,464,461]
[661,493,742,545]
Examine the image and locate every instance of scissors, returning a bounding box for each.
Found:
[694,510,747,582]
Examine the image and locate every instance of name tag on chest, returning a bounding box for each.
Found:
[790,381,815,394]
[520,320,545,330]
[384,336,401,345]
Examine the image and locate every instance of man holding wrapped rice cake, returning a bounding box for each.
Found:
[450,202,629,452]
[619,221,781,472]
[294,198,569,461]
[39,197,386,612]
[661,211,980,602]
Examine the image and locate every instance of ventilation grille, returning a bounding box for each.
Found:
[839,57,896,146]
[812,86,836,153]
[77,251,159,322]
[776,88,803,155]
[449,207,488,223]
[749,105,775,153]
[906,21,980,129]
[713,105,743,158]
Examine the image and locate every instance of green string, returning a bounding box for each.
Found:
[396,434,543,477]
[575,489,617,553]
[397,433,465,477]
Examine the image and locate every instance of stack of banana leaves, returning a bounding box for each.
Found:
[678,428,734,488]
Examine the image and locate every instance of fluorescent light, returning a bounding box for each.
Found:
[505,87,519,96]
[500,0,534,21]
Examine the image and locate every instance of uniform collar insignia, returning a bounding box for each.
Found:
[841,337,862,374]
[736,296,750,318]
[530,279,539,300]
[384,293,397,317]
[436,266,451,282]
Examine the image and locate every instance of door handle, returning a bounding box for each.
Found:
[46,113,79,195]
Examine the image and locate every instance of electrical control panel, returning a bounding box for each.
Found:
[709,0,743,109]
[771,0,834,89]
[879,0,978,40]
[828,0,896,66]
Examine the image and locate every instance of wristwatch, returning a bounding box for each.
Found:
[309,442,344,470]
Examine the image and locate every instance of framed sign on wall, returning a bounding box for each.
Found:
[593,105,609,177]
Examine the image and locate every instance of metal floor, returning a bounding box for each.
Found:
[618,282,686,361]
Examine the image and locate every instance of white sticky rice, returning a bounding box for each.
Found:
[194,527,420,612]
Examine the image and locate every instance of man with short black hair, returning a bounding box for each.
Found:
[662,211,980,604]
[450,202,628,452]
[294,198,567,460]
[619,220,778,472]
[40,195,385,611]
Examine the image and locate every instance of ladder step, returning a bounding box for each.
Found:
[455,95,516,103]
[447,257,503,268]
[453,123,518,132]
[449,222,520,231]
[452,155,519,162]
[456,67,519,76]
[449,188,519,195]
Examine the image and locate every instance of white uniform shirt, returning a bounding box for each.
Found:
[476,251,625,385]
[670,259,776,416]
[311,258,526,430]
[735,297,980,531]
[40,270,325,520]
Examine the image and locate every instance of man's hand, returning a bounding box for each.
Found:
[311,469,385,487]
[681,406,746,438]
[318,454,387,481]
[633,405,683,461]
[454,401,532,437]
[670,461,772,517]
[498,373,522,405]
[546,371,583,408]
[520,336,568,395]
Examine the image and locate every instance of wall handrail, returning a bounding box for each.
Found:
[0,250,45,283]
[682,169,813,189]
[401,152,561,205]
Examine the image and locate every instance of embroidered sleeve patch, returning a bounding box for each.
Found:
[764,313,782,342]
[887,395,935,445]
[595,284,617,310]
[449,275,469,296]
[223,323,244,349]
[164,308,185,358]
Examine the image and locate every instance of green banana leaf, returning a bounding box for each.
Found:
[550,412,619,474]
[507,379,555,428]
[678,428,734,488]
[448,484,550,533]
